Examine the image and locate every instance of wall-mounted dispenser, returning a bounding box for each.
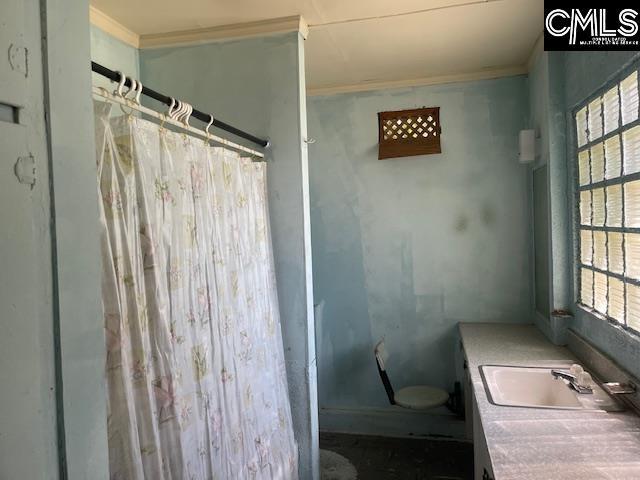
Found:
[518,129,535,164]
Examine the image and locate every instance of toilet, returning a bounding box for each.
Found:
[374,339,450,410]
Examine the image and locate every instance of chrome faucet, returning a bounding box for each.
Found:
[551,369,594,394]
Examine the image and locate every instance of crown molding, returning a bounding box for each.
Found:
[307,65,528,97]
[139,15,309,49]
[89,6,140,48]
[526,33,544,72]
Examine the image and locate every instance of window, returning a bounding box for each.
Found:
[378,107,441,159]
[576,68,640,333]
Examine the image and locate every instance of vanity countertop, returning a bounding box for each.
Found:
[459,322,640,480]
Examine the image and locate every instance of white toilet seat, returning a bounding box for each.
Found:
[394,385,449,410]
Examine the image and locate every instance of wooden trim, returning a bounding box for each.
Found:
[307,65,528,96]
[139,15,308,49]
[89,6,140,48]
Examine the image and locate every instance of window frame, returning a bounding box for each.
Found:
[573,60,640,338]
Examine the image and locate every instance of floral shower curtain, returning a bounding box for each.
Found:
[95,100,298,480]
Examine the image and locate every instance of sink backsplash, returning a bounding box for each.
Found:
[568,329,640,413]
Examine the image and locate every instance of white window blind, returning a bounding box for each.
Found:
[576,67,640,334]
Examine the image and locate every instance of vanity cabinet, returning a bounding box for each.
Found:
[457,340,473,440]
[460,341,494,480]
[472,397,494,480]
[464,357,473,440]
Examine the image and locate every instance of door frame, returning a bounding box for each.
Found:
[42,0,109,478]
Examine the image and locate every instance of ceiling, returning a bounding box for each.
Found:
[90,0,543,93]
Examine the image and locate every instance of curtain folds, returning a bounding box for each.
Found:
[95,100,298,480]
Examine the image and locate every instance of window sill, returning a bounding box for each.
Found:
[575,302,640,342]
[573,303,640,386]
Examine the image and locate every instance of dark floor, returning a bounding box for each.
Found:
[320,432,473,480]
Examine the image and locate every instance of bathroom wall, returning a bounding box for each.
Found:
[563,52,640,110]
[561,51,640,379]
[0,1,109,478]
[90,25,139,89]
[527,44,571,345]
[528,44,550,167]
[528,42,551,322]
[308,76,531,436]
[524,47,640,380]
[48,2,110,477]
[1,0,59,478]
[140,33,318,479]
[1,0,109,477]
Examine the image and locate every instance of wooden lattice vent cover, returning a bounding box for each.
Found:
[378,107,441,160]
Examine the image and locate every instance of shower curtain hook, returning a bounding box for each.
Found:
[120,78,136,117]
[134,81,143,105]
[180,102,189,122]
[176,101,187,123]
[167,97,176,117]
[171,100,184,120]
[115,71,126,97]
[177,103,192,141]
[183,103,193,126]
[176,100,186,120]
[124,78,137,100]
[204,114,214,145]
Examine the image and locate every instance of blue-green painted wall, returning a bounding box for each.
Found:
[90,25,139,90]
[140,33,318,479]
[563,52,640,110]
[2,2,109,478]
[528,47,550,163]
[527,46,571,346]
[308,76,531,436]
[528,44,551,324]
[48,2,110,478]
[1,0,59,478]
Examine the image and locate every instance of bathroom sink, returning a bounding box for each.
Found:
[480,365,623,411]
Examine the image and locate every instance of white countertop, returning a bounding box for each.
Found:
[459,322,640,480]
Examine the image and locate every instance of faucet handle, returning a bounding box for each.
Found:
[577,372,593,388]
[570,364,584,376]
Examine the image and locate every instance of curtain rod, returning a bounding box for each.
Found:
[91,61,269,148]
[92,86,264,159]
